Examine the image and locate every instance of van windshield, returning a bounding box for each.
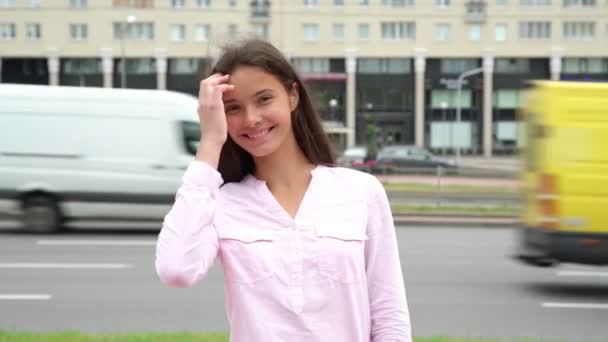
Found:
[181,121,200,155]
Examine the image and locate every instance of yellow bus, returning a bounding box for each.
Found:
[516,81,608,267]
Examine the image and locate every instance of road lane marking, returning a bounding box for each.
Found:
[557,270,608,277]
[0,263,132,269]
[0,294,52,300]
[542,302,608,310]
[37,240,155,246]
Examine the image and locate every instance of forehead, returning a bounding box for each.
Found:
[228,66,284,93]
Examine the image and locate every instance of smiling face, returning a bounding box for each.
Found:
[222,65,299,158]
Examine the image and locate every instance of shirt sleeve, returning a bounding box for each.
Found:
[365,177,412,342]
[155,160,223,288]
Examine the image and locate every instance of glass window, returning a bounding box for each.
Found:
[435,23,450,41]
[519,0,551,5]
[171,0,185,8]
[169,58,200,74]
[494,89,522,109]
[169,24,185,41]
[70,23,88,40]
[194,24,210,41]
[358,23,369,40]
[381,21,415,40]
[27,0,41,8]
[0,0,16,8]
[358,58,411,74]
[333,23,344,41]
[469,25,481,41]
[0,23,16,40]
[197,0,211,7]
[114,22,155,40]
[303,23,319,41]
[70,0,87,8]
[495,58,530,73]
[495,23,507,41]
[333,0,344,5]
[563,22,595,41]
[304,0,319,7]
[436,0,450,7]
[252,23,268,39]
[496,0,508,5]
[63,58,102,74]
[519,21,551,39]
[431,90,473,109]
[293,58,329,73]
[440,59,479,73]
[563,0,596,7]
[25,23,41,40]
[382,0,415,7]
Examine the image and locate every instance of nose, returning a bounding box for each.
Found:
[242,106,263,127]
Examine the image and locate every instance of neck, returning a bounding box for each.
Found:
[253,135,315,189]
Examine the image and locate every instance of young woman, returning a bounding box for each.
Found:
[155,39,412,341]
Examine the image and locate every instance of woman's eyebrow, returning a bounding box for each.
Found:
[253,89,273,97]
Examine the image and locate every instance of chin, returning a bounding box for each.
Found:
[244,144,280,158]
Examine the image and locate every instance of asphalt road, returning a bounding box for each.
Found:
[0,221,607,341]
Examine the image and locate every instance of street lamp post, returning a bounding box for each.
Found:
[120,15,137,88]
[455,66,484,160]
[440,101,448,155]
[329,98,338,122]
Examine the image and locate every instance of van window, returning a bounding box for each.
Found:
[181,121,200,155]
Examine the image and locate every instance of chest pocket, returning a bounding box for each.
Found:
[217,228,278,284]
[315,201,369,284]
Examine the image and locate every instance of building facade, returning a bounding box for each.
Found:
[1,0,608,155]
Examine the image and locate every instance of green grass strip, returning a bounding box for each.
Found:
[383,183,518,194]
[392,204,519,216]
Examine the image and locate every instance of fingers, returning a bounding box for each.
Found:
[202,73,230,86]
[216,84,235,93]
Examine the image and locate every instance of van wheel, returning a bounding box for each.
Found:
[22,196,63,233]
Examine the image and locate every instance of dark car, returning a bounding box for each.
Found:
[376,145,457,174]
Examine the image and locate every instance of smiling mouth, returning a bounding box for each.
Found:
[243,126,275,140]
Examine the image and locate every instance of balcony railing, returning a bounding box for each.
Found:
[465,1,486,24]
[250,0,270,18]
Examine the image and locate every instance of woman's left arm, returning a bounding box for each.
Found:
[365,177,412,342]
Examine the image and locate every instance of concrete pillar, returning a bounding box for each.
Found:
[414,48,426,148]
[345,47,357,148]
[155,48,167,90]
[483,49,494,158]
[47,48,60,86]
[100,48,113,88]
[550,47,563,81]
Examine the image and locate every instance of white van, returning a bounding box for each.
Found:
[0,83,200,232]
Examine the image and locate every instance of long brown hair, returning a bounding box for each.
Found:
[210,39,335,184]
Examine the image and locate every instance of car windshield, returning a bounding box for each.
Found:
[181,121,201,155]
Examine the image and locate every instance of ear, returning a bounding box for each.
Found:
[288,82,299,112]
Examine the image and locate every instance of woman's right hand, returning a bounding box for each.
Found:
[195,73,235,167]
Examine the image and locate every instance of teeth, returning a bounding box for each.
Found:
[248,128,270,139]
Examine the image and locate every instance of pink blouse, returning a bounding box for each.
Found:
[155,161,412,342]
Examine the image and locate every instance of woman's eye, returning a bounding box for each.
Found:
[226,106,239,113]
[260,96,272,103]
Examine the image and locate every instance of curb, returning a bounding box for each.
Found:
[393,215,519,227]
